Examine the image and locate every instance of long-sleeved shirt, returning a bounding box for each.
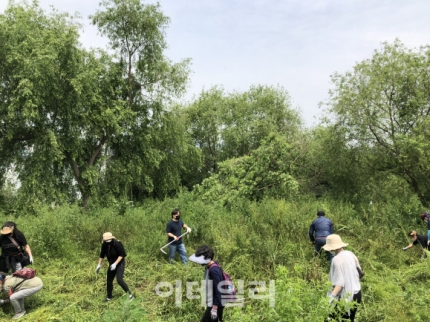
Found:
[4,275,43,292]
[309,216,334,242]
[205,263,224,307]
[99,240,127,264]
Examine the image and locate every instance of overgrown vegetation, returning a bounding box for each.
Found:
[0,193,427,321]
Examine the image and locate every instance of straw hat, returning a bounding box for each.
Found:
[0,226,13,235]
[102,232,115,242]
[322,234,348,251]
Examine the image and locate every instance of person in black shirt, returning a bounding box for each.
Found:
[0,222,33,273]
[402,230,429,257]
[95,232,133,302]
[165,209,192,264]
[189,245,225,322]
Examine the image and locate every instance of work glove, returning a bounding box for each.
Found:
[29,256,34,264]
[327,292,338,306]
[96,264,101,274]
[186,227,192,233]
[402,247,408,251]
[210,305,218,321]
[110,263,117,271]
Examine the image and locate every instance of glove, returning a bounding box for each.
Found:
[327,292,338,306]
[110,263,117,271]
[210,306,218,320]
[96,264,101,274]
[187,227,192,233]
[402,247,408,251]
[29,256,34,264]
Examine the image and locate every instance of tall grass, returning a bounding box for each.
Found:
[0,193,428,321]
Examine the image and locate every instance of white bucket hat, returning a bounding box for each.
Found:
[322,234,348,251]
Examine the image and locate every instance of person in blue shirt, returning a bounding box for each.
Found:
[420,212,430,247]
[309,210,334,261]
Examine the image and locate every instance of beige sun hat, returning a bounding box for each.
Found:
[322,234,349,251]
[102,232,115,242]
[0,226,13,235]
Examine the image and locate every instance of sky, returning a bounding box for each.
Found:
[1,0,430,127]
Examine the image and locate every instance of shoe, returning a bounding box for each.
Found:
[105,298,112,302]
[12,311,26,319]
[129,294,134,301]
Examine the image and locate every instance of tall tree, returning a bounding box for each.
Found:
[185,85,302,184]
[0,2,124,207]
[0,0,190,208]
[326,40,430,206]
[91,0,191,203]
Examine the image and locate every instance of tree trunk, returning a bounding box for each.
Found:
[82,194,90,209]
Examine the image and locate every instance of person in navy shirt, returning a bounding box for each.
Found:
[309,210,334,261]
[165,209,192,264]
[189,245,225,322]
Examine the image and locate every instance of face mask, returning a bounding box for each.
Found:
[105,240,112,243]
[174,215,180,220]
[330,251,336,256]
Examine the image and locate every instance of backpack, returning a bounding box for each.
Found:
[8,268,36,296]
[13,267,36,279]
[208,262,237,303]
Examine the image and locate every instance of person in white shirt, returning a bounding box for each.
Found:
[323,234,362,322]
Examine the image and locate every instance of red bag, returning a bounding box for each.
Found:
[208,262,237,303]
[6,268,36,297]
[13,268,36,279]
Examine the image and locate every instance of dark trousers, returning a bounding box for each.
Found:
[326,290,362,322]
[314,238,334,261]
[106,260,130,298]
[200,306,224,322]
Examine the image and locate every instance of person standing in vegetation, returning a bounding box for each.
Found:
[323,234,362,322]
[165,209,192,264]
[420,212,430,247]
[309,211,334,261]
[95,232,134,302]
[402,230,429,257]
[189,245,225,322]
[0,222,33,273]
[0,272,43,320]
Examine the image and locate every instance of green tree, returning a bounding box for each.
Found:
[91,0,192,203]
[185,85,302,185]
[194,133,299,204]
[326,40,430,206]
[221,85,301,159]
[0,0,190,209]
[0,2,125,208]
[185,87,225,176]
